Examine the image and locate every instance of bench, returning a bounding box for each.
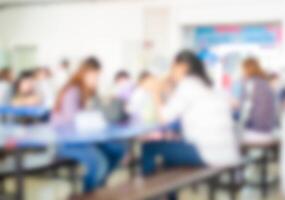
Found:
[73,139,280,200]
[0,148,78,196]
[74,163,249,200]
[241,139,280,198]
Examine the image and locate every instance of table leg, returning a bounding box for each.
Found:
[260,149,268,198]
[129,139,137,177]
[15,149,24,200]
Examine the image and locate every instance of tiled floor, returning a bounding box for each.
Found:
[2,168,283,200]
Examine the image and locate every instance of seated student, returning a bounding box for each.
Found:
[142,50,241,200]
[127,71,158,124]
[113,70,134,103]
[12,70,42,107]
[0,70,54,172]
[52,57,125,193]
[96,70,133,123]
[0,68,13,106]
[239,58,276,143]
[280,89,285,188]
[34,67,55,109]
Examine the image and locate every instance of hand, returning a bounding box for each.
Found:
[145,77,162,95]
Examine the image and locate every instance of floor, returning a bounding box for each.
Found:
[2,167,283,200]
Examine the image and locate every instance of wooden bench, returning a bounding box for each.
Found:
[73,139,280,200]
[241,139,280,198]
[74,164,248,200]
[0,148,78,196]
[0,158,77,179]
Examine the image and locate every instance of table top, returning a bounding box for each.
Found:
[0,123,159,149]
[0,106,160,149]
[0,106,48,118]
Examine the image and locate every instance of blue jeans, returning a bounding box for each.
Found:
[58,142,126,193]
[97,141,127,173]
[142,141,205,200]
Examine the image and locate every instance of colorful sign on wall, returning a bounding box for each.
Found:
[195,24,282,48]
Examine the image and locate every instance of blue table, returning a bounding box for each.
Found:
[0,106,49,120]
[0,123,159,200]
[0,106,162,200]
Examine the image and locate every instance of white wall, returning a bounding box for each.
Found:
[0,0,284,75]
[0,1,144,85]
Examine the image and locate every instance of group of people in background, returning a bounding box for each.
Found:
[0,50,284,200]
[0,59,71,110]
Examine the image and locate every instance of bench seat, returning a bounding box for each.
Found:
[0,158,77,179]
[241,138,280,149]
[75,166,234,200]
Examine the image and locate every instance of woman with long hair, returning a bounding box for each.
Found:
[53,58,100,126]
[142,50,241,200]
[240,57,276,142]
[52,57,125,193]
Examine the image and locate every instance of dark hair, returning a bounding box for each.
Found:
[34,67,52,78]
[82,57,101,71]
[13,70,35,95]
[61,59,70,66]
[138,71,151,83]
[175,50,212,86]
[115,70,130,82]
[0,67,12,81]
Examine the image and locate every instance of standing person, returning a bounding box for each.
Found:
[240,58,276,143]
[0,68,13,105]
[142,50,241,200]
[52,57,125,193]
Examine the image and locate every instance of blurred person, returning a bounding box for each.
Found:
[113,70,134,102]
[52,57,125,193]
[127,71,158,124]
[0,70,54,175]
[12,70,42,107]
[230,80,244,121]
[0,68,13,106]
[240,58,276,143]
[280,98,285,193]
[142,50,241,200]
[34,67,55,109]
[268,73,281,91]
[268,73,285,125]
[53,59,71,94]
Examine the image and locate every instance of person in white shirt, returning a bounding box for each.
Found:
[142,50,241,200]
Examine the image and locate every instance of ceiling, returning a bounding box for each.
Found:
[0,0,133,9]
[0,0,282,9]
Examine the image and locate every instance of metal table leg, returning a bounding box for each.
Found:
[128,139,137,177]
[260,148,269,198]
[15,149,24,200]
